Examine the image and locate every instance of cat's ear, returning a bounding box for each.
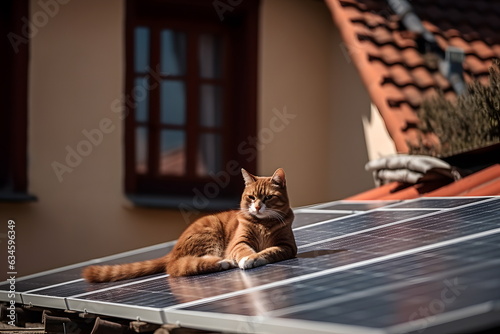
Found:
[271,168,286,188]
[241,168,257,186]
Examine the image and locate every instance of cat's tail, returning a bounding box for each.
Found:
[82,256,169,283]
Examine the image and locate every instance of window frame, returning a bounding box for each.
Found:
[124,0,259,208]
[0,0,35,202]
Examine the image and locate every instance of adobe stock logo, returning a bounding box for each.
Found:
[51,120,116,182]
[8,0,72,54]
[408,277,467,332]
[51,65,162,183]
[179,106,297,223]
[213,0,244,21]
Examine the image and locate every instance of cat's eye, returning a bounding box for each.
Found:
[248,195,255,200]
[263,195,274,202]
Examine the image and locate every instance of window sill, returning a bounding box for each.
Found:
[0,192,37,203]
[126,194,239,211]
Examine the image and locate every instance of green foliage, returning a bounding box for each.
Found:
[410,59,500,157]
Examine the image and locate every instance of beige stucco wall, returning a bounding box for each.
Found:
[259,0,376,202]
[327,24,380,199]
[258,0,333,206]
[1,0,187,277]
[1,0,378,277]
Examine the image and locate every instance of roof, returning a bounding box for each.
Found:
[347,163,500,200]
[347,143,500,199]
[325,0,500,153]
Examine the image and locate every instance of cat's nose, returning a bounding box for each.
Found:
[254,203,261,211]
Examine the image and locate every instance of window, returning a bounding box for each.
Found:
[0,0,35,201]
[125,0,259,208]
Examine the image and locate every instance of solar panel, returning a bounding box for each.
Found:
[1,197,499,334]
[292,211,353,228]
[307,200,397,212]
[387,197,486,209]
[0,241,175,308]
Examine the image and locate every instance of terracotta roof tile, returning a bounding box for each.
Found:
[344,182,405,200]
[397,104,420,126]
[412,67,436,88]
[440,28,461,40]
[465,179,500,196]
[377,184,422,200]
[492,44,500,56]
[347,164,500,200]
[424,164,500,197]
[401,48,425,68]
[392,31,418,49]
[434,33,451,52]
[469,40,497,60]
[346,141,500,201]
[384,64,414,87]
[433,72,452,91]
[369,46,402,65]
[465,56,490,75]
[401,85,424,108]
[325,0,500,153]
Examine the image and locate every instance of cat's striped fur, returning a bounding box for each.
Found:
[82,168,297,282]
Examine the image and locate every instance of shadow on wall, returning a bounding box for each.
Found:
[329,26,375,199]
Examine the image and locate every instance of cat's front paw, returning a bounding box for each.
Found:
[218,259,237,270]
[238,256,268,270]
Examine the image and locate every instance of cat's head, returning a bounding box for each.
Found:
[240,168,291,221]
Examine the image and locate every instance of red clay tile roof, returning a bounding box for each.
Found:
[325,0,500,153]
[346,164,500,200]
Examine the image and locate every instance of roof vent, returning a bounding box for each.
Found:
[441,46,466,94]
[387,0,467,95]
[387,0,434,43]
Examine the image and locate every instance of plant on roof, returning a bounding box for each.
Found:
[410,59,500,157]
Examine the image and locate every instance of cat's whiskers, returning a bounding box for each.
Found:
[236,207,283,225]
[265,209,287,227]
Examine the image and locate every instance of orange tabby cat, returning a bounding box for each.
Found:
[82,168,297,282]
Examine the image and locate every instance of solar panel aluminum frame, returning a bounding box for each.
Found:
[0,261,92,305]
[21,292,68,310]
[382,196,492,210]
[65,273,170,324]
[2,241,176,310]
[294,208,355,215]
[66,297,166,324]
[166,310,262,334]
[1,240,176,287]
[0,288,22,304]
[165,309,387,334]
[291,208,355,229]
[304,200,398,212]
[20,279,86,309]
[166,301,500,334]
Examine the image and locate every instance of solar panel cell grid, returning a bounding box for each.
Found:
[70,263,320,310]
[295,210,436,247]
[388,197,487,209]
[2,270,83,293]
[25,274,164,298]
[180,232,500,324]
[1,197,499,334]
[0,243,174,294]
[284,265,500,329]
[309,201,397,211]
[292,211,352,228]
